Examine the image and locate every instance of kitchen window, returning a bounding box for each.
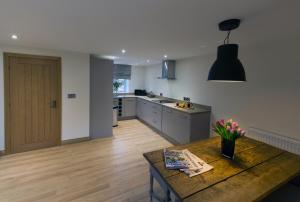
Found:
[113,79,130,93]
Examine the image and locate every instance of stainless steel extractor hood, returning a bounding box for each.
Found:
[158,60,176,79]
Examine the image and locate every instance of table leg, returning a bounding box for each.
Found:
[169,191,182,202]
[165,189,170,202]
[150,171,154,201]
[149,166,171,202]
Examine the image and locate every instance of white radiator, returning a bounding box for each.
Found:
[247,127,300,155]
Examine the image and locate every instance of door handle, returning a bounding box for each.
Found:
[50,100,57,108]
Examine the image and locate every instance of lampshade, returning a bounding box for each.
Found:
[208,44,246,82]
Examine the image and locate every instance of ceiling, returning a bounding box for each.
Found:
[0,0,299,65]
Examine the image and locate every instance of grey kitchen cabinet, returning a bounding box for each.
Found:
[136,98,143,119]
[162,106,210,144]
[119,96,211,144]
[142,100,151,123]
[123,97,136,117]
[147,102,163,131]
[161,107,173,138]
[136,98,162,131]
[162,107,190,144]
[137,98,148,121]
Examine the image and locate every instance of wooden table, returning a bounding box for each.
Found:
[143,136,300,202]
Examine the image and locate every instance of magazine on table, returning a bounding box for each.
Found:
[164,148,213,177]
[164,149,189,169]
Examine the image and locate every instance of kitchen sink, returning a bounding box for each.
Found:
[152,99,175,104]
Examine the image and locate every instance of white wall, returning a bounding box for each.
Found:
[143,41,300,141]
[129,66,146,92]
[0,45,90,150]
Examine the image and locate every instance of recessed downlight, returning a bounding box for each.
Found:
[146,60,150,63]
[11,34,18,40]
[121,49,126,54]
[164,54,168,58]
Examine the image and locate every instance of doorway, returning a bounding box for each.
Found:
[4,53,62,154]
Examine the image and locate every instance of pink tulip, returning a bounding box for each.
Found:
[232,122,238,128]
[216,121,222,127]
[230,129,235,134]
[220,119,225,125]
[241,130,246,136]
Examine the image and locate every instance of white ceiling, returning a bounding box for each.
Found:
[0,0,299,65]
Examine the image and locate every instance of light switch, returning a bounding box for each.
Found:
[68,94,76,99]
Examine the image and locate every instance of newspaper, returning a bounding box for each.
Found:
[164,149,189,169]
[164,149,213,177]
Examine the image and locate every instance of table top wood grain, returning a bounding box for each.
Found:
[143,136,300,202]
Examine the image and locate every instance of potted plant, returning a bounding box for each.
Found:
[113,80,123,94]
[213,119,246,159]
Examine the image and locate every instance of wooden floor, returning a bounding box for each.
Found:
[0,119,172,202]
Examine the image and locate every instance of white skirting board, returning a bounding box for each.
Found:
[247,127,300,155]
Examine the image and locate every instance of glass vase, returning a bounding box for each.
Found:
[221,137,235,159]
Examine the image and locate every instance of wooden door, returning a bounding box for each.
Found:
[4,53,61,154]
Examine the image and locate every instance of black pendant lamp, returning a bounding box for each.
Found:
[208,19,246,82]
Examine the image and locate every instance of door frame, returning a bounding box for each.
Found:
[4,52,62,154]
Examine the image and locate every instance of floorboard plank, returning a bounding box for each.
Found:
[0,119,172,202]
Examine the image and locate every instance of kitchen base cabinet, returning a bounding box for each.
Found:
[137,98,162,131]
[117,97,211,145]
[136,98,143,119]
[162,106,210,144]
[147,102,162,131]
[137,98,148,121]
[123,98,136,117]
[114,97,136,119]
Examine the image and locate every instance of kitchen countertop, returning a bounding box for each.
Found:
[113,94,211,114]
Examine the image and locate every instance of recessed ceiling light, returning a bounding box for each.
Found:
[164,55,168,58]
[121,49,126,54]
[146,60,150,63]
[11,34,18,40]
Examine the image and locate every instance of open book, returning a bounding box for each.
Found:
[164,149,213,177]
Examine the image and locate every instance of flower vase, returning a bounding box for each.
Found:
[221,138,235,159]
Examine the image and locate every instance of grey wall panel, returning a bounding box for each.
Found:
[90,55,113,139]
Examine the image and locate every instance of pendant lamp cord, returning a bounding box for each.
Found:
[224,31,231,44]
